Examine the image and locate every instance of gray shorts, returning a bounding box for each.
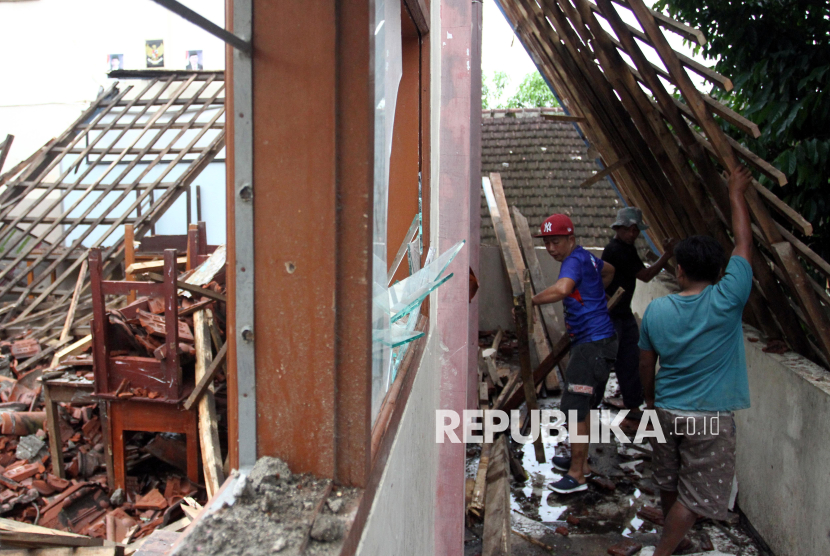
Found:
[560,335,617,422]
[652,408,736,520]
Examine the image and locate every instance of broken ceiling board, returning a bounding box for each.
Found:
[0,72,225,330]
[496,0,830,366]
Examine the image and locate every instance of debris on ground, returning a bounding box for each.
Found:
[0,234,229,550]
[177,457,361,556]
[464,338,766,556]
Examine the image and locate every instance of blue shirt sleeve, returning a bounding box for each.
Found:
[559,252,583,285]
[638,303,654,351]
[714,256,753,310]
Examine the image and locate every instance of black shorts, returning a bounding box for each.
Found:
[560,335,618,422]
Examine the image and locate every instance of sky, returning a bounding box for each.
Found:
[0,0,225,169]
[481,0,711,105]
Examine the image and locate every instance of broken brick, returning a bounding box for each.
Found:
[135,488,168,511]
[637,505,665,526]
[589,476,616,491]
[46,473,71,492]
[6,462,41,482]
[566,515,580,526]
[11,339,41,359]
[555,526,569,537]
[607,539,643,556]
[32,479,56,496]
[698,531,714,552]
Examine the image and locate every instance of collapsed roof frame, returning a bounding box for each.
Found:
[0,71,225,333]
[496,0,830,366]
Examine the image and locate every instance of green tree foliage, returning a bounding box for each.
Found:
[482,71,509,109]
[506,72,560,108]
[482,71,560,109]
[654,0,830,258]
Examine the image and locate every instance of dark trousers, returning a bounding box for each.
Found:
[612,314,644,410]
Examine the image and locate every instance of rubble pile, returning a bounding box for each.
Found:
[0,249,229,547]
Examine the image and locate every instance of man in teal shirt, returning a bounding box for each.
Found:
[638,165,754,556]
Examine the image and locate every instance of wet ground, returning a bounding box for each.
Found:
[464,377,770,556]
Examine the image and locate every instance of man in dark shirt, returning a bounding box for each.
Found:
[601,207,676,428]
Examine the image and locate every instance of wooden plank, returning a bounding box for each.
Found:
[776,223,830,278]
[0,532,102,548]
[193,310,224,498]
[588,3,730,92]
[54,335,92,362]
[126,257,187,275]
[647,5,707,46]
[515,275,545,463]
[468,442,492,518]
[579,156,631,188]
[0,139,55,188]
[73,548,124,556]
[771,242,830,362]
[0,517,87,538]
[479,381,489,404]
[484,174,551,366]
[183,341,228,411]
[752,179,812,235]
[512,207,563,390]
[479,348,502,388]
[481,435,511,556]
[0,134,12,175]
[50,260,88,368]
[144,273,226,302]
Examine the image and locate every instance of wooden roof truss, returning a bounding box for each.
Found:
[496,0,830,366]
[0,71,225,333]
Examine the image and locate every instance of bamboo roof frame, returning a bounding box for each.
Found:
[496,0,830,367]
[0,71,225,333]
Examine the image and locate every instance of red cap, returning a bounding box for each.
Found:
[533,214,574,237]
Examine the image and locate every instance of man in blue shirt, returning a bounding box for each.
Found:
[531,214,617,493]
[639,165,754,556]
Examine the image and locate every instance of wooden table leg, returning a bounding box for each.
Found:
[43,385,65,479]
[110,403,127,491]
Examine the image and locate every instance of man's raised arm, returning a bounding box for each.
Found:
[729,165,753,261]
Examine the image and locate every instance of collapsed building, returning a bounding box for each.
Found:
[0,0,828,555]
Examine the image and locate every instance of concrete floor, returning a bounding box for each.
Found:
[464,378,769,556]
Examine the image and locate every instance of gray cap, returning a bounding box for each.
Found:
[611,207,649,230]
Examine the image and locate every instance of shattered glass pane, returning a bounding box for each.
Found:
[375,240,464,321]
[372,323,425,351]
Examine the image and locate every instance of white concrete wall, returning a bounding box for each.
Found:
[354,332,441,556]
[632,271,830,556]
[735,336,830,556]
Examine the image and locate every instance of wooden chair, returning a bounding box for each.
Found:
[124,222,217,302]
[90,248,199,490]
[90,248,184,402]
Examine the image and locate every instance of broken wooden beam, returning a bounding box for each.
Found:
[143,272,226,302]
[514,273,545,464]
[183,341,227,411]
[192,310,224,498]
[482,434,511,556]
[468,442,492,518]
[579,156,631,188]
[126,257,187,275]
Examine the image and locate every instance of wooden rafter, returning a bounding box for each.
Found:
[496,0,830,365]
[0,71,225,332]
